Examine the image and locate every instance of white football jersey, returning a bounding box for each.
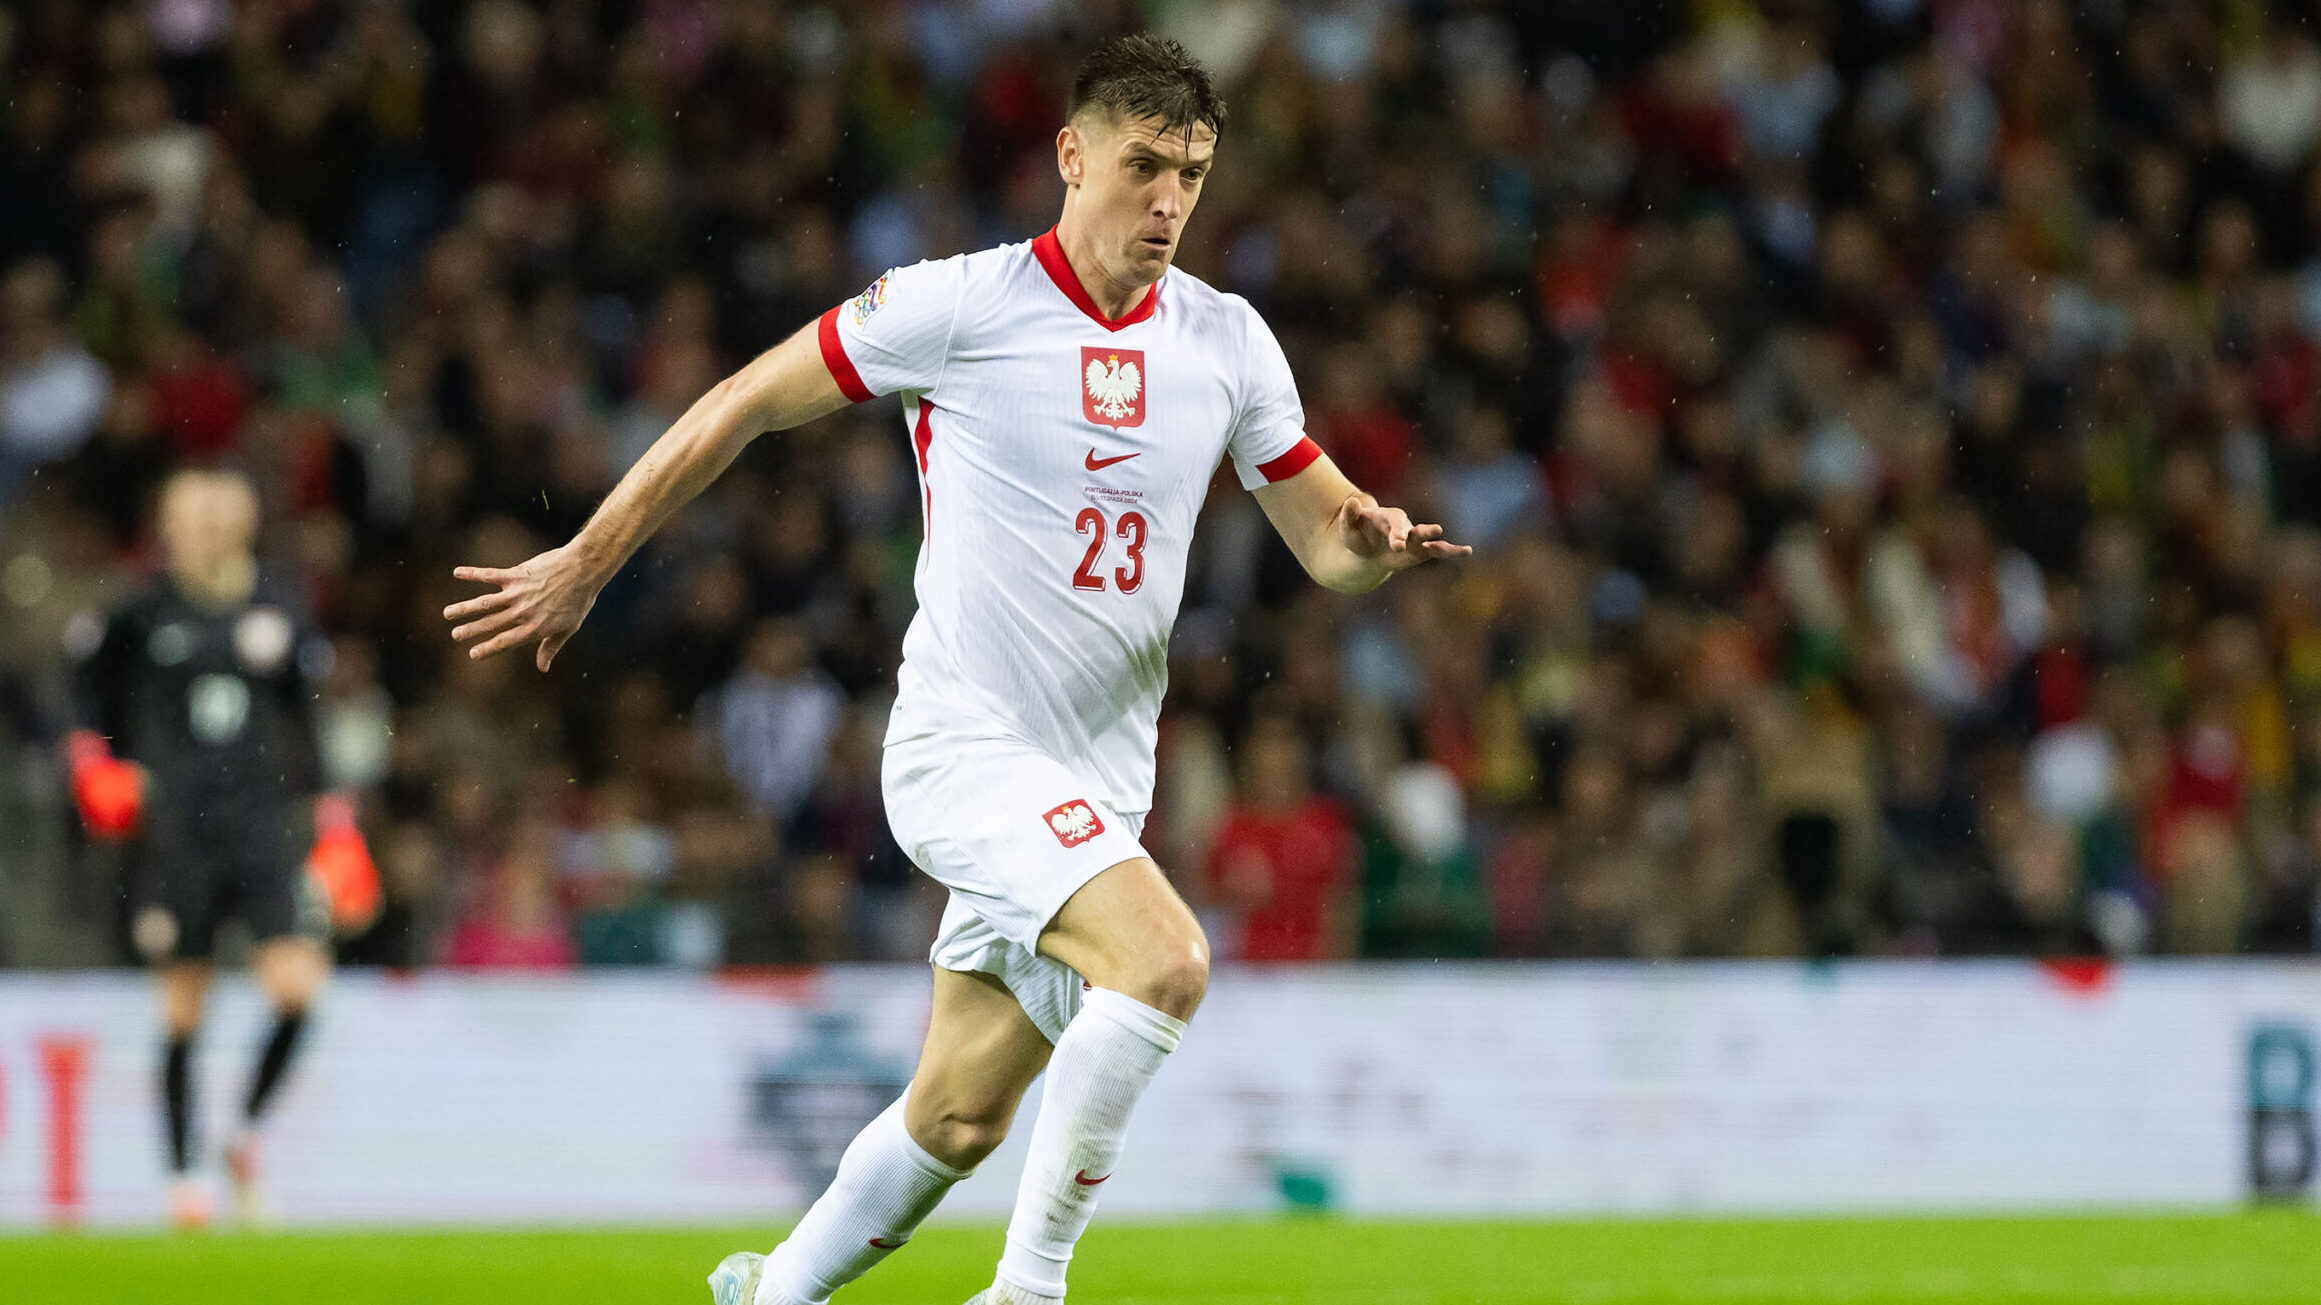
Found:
[818,227,1320,813]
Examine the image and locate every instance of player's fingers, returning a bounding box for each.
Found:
[538,631,570,672]
[1408,527,1453,553]
[452,566,517,585]
[442,589,518,621]
[1383,538,1468,569]
[451,605,530,644]
[468,620,537,660]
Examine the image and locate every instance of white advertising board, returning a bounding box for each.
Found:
[0,961,2314,1226]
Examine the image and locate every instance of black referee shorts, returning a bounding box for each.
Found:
[130,798,327,963]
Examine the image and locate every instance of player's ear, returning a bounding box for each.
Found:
[1057,124,1083,187]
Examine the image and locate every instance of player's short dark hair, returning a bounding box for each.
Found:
[1068,35,1226,139]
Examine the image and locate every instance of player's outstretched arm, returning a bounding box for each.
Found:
[444,324,851,669]
[1251,447,1471,594]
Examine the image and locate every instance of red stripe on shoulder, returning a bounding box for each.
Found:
[1255,436,1323,483]
[818,306,874,404]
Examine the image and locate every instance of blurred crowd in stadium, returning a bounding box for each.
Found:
[5,0,2321,969]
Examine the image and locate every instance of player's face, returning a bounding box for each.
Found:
[158,474,259,573]
[1067,112,1216,286]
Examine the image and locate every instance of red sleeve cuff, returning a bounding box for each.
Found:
[1255,436,1323,483]
[818,306,874,404]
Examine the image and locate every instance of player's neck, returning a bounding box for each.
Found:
[1051,218,1153,321]
[171,555,257,608]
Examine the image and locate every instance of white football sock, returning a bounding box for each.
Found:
[994,988,1185,1302]
[755,1093,973,1305]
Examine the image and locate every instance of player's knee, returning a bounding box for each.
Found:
[1131,936,1209,1022]
[269,970,323,1009]
[161,990,201,1031]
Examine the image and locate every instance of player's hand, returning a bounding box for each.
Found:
[1336,495,1471,573]
[64,730,144,841]
[444,544,600,671]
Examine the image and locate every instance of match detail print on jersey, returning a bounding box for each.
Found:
[1044,799,1107,848]
[1082,347,1145,429]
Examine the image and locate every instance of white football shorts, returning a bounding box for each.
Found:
[882,730,1151,1043]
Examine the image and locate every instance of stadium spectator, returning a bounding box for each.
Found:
[445,814,578,971]
[560,779,676,965]
[710,616,846,826]
[1,259,110,507]
[1200,715,1357,961]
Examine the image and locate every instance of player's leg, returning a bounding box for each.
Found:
[983,856,1205,1305]
[139,811,227,1227]
[222,823,332,1222]
[130,804,217,1222]
[902,966,1056,1169]
[238,935,325,1131]
[1037,856,1209,1018]
[719,966,1052,1305]
[156,959,213,1226]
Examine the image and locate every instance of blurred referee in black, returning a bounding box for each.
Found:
[63,465,375,1228]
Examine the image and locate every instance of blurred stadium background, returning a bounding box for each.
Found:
[2,0,2320,1300]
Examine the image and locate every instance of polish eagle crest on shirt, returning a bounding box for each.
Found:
[1080,347,1145,430]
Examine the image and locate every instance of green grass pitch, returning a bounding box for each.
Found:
[8,1211,2320,1303]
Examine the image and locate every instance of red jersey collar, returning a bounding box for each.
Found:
[1032,226,1159,331]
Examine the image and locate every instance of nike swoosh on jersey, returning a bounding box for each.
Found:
[1084,450,1141,471]
[1073,1170,1112,1186]
[868,1236,908,1249]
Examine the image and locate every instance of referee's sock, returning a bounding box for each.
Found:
[163,1033,196,1174]
[243,1007,307,1123]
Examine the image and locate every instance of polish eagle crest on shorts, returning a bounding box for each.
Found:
[1080,347,1145,430]
[1044,798,1106,848]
